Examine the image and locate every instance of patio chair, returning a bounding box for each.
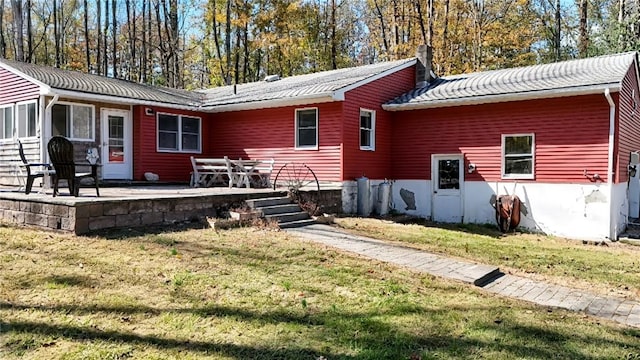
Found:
[16,139,52,194]
[47,136,100,197]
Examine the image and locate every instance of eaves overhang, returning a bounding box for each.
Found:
[382,83,623,111]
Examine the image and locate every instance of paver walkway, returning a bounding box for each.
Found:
[286,224,640,329]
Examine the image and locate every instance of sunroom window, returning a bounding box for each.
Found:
[16,101,37,138]
[51,103,95,141]
[0,105,13,139]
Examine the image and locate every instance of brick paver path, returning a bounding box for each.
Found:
[286,224,640,328]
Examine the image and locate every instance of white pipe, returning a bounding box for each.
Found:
[41,94,59,163]
[604,88,616,240]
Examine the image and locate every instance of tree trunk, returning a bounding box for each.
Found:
[104,0,109,74]
[554,0,561,61]
[169,0,179,87]
[225,0,232,85]
[0,0,6,58]
[141,0,147,83]
[578,0,588,57]
[373,0,389,53]
[84,0,91,71]
[112,0,117,77]
[26,0,32,62]
[442,0,450,71]
[330,0,337,69]
[97,0,102,75]
[427,0,434,47]
[53,0,59,65]
[415,0,427,44]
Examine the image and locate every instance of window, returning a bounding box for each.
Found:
[0,105,13,140]
[295,108,318,149]
[16,101,37,138]
[359,109,375,150]
[157,113,201,152]
[502,134,534,179]
[51,103,95,141]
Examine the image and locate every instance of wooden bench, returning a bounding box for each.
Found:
[190,156,235,188]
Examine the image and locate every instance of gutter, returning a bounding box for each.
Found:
[604,88,617,240]
[382,84,622,111]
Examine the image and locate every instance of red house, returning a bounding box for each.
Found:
[0,50,638,241]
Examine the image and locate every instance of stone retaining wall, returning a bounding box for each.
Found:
[0,189,343,234]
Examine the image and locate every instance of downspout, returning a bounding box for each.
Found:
[42,94,60,162]
[604,88,616,240]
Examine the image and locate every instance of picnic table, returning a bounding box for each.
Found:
[190,156,274,188]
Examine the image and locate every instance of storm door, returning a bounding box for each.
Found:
[101,109,132,180]
[432,155,464,223]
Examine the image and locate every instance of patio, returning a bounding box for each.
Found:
[0,184,342,234]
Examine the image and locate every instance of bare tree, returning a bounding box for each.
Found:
[84,0,91,71]
[578,0,588,57]
[97,0,102,75]
[0,0,6,58]
[112,0,117,77]
[11,0,24,61]
[26,0,32,62]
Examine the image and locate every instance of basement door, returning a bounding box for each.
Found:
[432,155,464,223]
[101,109,132,180]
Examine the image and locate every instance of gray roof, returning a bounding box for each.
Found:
[197,58,415,109]
[0,58,203,106]
[0,57,415,110]
[385,52,638,110]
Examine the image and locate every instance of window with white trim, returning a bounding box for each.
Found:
[0,105,13,140]
[16,101,37,138]
[295,108,318,149]
[157,113,201,152]
[502,134,535,179]
[51,103,95,141]
[359,109,375,150]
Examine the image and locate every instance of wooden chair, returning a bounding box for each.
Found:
[16,139,52,194]
[47,136,100,197]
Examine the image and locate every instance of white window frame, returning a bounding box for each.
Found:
[295,107,318,150]
[156,112,202,153]
[501,133,535,180]
[359,108,376,151]
[51,101,96,141]
[16,100,38,139]
[0,104,13,141]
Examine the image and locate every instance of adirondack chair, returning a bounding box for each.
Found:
[47,136,100,197]
[16,139,52,195]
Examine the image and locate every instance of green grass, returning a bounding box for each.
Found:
[1,223,640,359]
[334,217,640,297]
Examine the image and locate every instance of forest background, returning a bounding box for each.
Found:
[1,0,639,90]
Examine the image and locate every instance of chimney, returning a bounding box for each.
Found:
[415,44,433,88]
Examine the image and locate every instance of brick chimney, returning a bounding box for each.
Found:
[415,44,433,88]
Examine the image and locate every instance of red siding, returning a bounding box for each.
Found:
[342,65,415,181]
[210,102,343,181]
[392,95,611,183]
[0,67,40,104]
[133,105,214,181]
[616,62,640,183]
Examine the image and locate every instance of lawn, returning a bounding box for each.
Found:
[1,223,640,359]
[333,217,640,299]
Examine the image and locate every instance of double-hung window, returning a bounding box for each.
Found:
[359,109,375,151]
[0,105,13,140]
[157,113,201,152]
[295,108,318,149]
[16,101,37,138]
[502,133,535,179]
[51,103,95,141]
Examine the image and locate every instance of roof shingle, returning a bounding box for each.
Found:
[385,52,638,109]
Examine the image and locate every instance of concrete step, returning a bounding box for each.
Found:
[259,203,303,215]
[246,196,291,209]
[265,211,310,224]
[278,218,317,229]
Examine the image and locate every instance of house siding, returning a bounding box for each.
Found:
[391,95,611,183]
[616,62,640,184]
[0,67,40,105]
[210,102,343,182]
[133,105,214,182]
[342,66,415,181]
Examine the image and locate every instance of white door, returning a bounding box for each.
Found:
[432,155,464,223]
[101,109,132,180]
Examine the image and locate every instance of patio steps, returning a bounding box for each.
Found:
[245,196,315,229]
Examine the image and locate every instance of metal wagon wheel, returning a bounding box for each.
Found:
[273,162,320,216]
